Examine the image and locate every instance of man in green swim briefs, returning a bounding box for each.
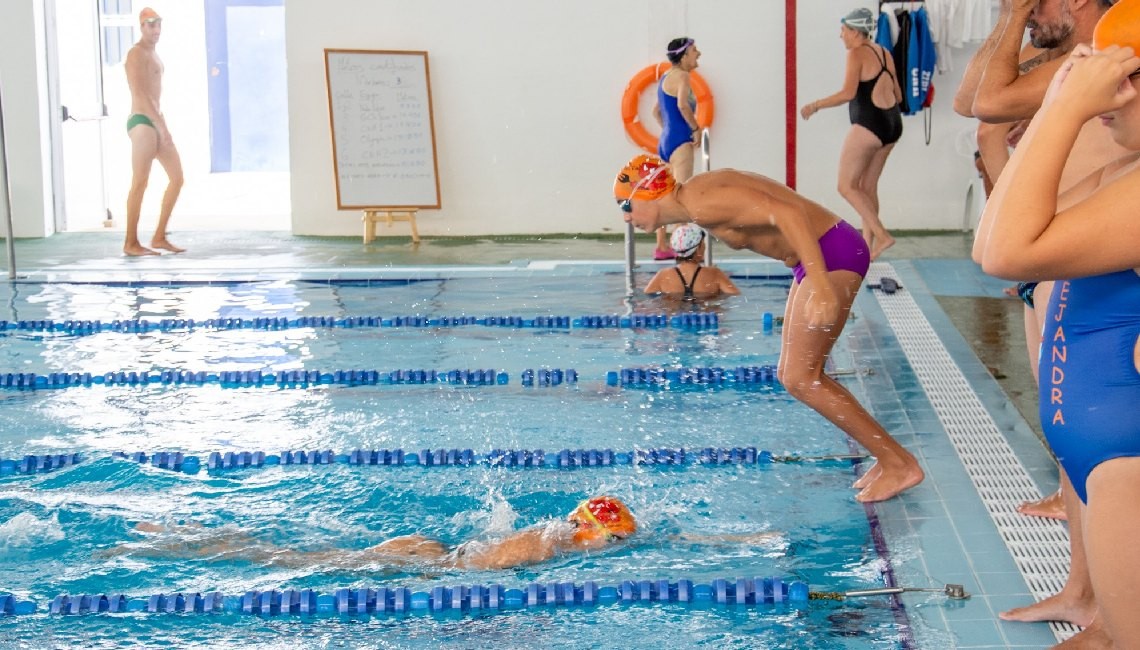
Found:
[124,7,184,256]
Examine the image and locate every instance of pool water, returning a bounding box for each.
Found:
[0,275,925,649]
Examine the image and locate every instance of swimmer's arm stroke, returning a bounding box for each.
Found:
[982,46,1140,280]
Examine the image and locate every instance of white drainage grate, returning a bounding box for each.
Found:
[867,262,1076,643]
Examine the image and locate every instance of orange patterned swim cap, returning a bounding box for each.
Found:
[570,496,637,544]
[1093,0,1140,53]
[139,7,162,24]
[614,155,676,202]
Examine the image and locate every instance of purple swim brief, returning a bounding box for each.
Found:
[791,220,870,284]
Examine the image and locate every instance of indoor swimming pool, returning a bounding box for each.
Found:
[0,264,1065,648]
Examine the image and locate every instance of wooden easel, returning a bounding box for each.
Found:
[361,209,420,244]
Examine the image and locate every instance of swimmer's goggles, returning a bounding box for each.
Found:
[617,164,670,214]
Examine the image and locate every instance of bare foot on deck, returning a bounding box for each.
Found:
[855,464,924,502]
[999,591,1097,627]
[1017,489,1067,521]
[150,238,186,253]
[853,462,882,489]
[870,234,896,261]
[124,244,159,257]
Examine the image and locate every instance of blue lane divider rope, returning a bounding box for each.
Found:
[0,447,867,477]
[608,365,781,387]
[0,312,727,337]
[36,577,811,617]
[0,368,580,391]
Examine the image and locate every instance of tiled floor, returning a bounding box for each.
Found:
[0,230,1062,648]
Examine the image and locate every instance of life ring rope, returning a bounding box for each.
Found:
[621,63,715,155]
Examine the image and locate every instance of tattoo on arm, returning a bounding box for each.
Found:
[1018,53,1050,74]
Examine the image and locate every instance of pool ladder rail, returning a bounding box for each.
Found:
[24,577,966,618]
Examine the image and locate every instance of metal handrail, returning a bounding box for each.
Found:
[0,80,16,280]
[700,128,712,264]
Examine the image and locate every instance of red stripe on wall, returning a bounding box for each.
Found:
[785,0,797,189]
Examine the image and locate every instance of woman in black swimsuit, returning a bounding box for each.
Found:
[800,7,903,261]
[643,225,739,299]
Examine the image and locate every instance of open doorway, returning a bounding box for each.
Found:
[51,0,290,233]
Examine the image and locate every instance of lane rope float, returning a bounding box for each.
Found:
[0,447,869,476]
[30,578,966,617]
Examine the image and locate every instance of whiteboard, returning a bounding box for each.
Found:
[323,49,441,209]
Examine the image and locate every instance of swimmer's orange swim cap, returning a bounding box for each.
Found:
[1093,0,1140,53]
[614,155,676,202]
[570,496,637,544]
[139,7,162,24]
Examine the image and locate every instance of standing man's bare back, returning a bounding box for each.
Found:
[124,7,184,256]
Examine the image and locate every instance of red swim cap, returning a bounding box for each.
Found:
[570,496,637,543]
[614,155,676,202]
[1093,0,1140,53]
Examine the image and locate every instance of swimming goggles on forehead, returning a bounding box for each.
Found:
[668,39,694,56]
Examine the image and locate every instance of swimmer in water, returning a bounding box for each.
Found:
[113,496,637,571]
[644,224,740,300]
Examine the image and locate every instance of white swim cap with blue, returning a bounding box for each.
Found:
[841,7,876,34]
[670,225,706,258]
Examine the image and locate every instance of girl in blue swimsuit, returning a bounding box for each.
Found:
[977,8,1140,644]
[650,37,702,261]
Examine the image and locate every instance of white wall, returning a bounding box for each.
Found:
[286,0,989,237]
[0,0,54,238]
[2,0,991,239]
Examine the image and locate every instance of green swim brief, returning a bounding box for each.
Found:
[126,113,155,133]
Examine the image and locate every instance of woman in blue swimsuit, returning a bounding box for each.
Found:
[978,7,1140,644]
[650,37,702,261]
[801,8,902,261]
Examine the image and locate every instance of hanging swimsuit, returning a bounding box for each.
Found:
[1039,271,1140,503]
[848,45,903,146]
[657,74,697,161]
[674,266,702,301]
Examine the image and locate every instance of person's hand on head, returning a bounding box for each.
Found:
[1045,45,1139,118]
[1011,0,1039,15]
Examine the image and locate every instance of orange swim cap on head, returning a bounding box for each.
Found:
[614,155,676,202]
[571,496,637,544]
[1093,0,1140,52]
[139,7,162,24]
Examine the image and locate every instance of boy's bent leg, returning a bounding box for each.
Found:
[778,270,923,502]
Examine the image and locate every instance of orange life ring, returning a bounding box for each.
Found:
[621,62,715,155]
